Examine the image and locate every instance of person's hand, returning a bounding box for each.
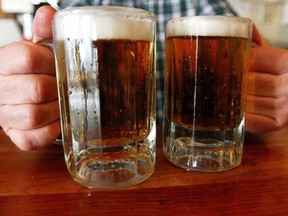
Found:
[0,6,60,150]
[246,26,288,133]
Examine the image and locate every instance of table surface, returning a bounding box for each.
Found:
[0,127,288,216]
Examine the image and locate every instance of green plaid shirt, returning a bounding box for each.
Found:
[59,0,237,125]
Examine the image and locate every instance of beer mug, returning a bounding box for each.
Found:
[52,6,156,189]
[163,16,252,172]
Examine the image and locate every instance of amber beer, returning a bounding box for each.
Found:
[164,16,252,172]
[52,7,156,189]
[93,39,154,140]
[166,35,249,129]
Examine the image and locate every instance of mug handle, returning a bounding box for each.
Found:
[36,38,63,145]
[36,38,54,50]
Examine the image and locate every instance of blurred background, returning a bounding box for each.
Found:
[0,0,287,48]
[228,0,288,48]
[0,0,58,46]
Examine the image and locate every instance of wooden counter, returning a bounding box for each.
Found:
[0,128,288,215]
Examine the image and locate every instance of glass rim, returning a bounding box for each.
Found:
[54,6,156,21]
[167,15,252,25]
[53,6,155,41]
[166,15,253,38]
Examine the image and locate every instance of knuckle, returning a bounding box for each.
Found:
[23,44,42,73]
[276,75,288,96]
[268,78,279,95]
[22,105,43,128]
[15,135,37,151]
[273,119,286,131]
[272,98,288,130]
[3,128,36,151]
[29,77,51,103]
[277,49,288,74]
[271,97,285,109]
[266,75,286,97]
[281,75,288,96]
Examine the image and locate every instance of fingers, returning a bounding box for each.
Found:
[0,83,60,150]
[0,41,55,76]
[0,100,60,130]
[247,95,288,122]
[248,71,288,97]
[249,46,288,75]
[245,112,287,134]
[2,120,61,151]
[0,6,59,151]
[245,104,288,133]
[0,74,57,104]
[33,6,57,43]
[246,45,288,133]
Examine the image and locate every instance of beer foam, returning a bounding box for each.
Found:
[53,6,155,41]
[166,16,252,38]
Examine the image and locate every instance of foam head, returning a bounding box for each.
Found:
[53,6,155,41]
[166,16,252,39]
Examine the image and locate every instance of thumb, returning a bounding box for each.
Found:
[32,6,57,43]
[252,24,262,47]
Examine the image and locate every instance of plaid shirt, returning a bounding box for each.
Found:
[59,0,237,125]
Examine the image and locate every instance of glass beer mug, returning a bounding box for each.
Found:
[52,6,156,189]
[163,16,252,172]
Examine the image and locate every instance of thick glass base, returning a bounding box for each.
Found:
[163,119,245,172]
[64,126,156,189]
[71,151,155,189]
